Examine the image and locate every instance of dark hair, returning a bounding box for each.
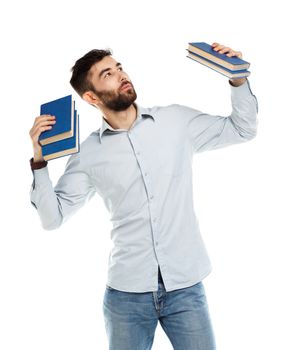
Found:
[70,48,112,97]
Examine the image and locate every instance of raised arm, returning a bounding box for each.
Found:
[186,78,258,153]
[29,115,96,230]
[183,42,258,153]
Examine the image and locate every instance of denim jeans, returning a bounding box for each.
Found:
[103,268,216,350]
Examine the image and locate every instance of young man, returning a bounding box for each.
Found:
[29,42,258,350]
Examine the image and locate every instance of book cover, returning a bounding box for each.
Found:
[187,51,251,78]
[41,109,80,161]
[188,42,250,71]
[39,95,75,146]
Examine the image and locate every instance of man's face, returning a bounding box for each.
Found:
[87,56,137,111]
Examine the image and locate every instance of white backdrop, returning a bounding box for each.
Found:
[1,0,281,349]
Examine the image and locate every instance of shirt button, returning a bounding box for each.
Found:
[156,241,159,246]
[150,195,154,200]
[153,218,157,222]
[136,151,140,155]
[144,172,148,176]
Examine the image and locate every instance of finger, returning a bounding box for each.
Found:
[33,121,56,136]
[30,119,56,136]
[218,47,232,54]
[33,115,56,127]
[211,42,220,47]
[35,114,56,121]
[30,125,53,138]
[227,50,243,58]
[32,119,56,133]
[234,50,242,58]
[212,44,225,51]
[33,114,56,124]
[30,125,54,142]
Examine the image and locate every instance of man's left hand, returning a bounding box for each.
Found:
[211,42,247,87]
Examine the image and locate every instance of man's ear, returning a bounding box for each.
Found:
[82,91,99,106]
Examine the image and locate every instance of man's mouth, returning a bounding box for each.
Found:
[120,83,132,91]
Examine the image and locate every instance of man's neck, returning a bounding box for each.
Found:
[101,103,137,130]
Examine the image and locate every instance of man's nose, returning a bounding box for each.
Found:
[119,71,128,81]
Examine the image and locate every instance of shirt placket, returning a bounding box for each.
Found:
[127,127,162,285]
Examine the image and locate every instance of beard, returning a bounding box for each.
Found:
[94,83,137,112]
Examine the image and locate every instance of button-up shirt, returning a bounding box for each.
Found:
[30,79,258,292]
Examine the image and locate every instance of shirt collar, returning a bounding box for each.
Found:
[99,102,155,143]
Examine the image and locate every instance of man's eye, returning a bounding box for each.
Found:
[105,72,111,77]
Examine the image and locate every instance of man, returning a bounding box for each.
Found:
[29,42,258,350]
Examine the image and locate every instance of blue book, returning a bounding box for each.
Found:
[188,42,250,70]
[39,95,75,146]
[187,51,250,79]
[41,109,80,161]
[186,42,251,78]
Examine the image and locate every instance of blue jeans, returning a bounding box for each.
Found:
[103,269,216,350]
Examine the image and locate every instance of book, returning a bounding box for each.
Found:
[187,52,251,79]
[41,109,80,161]
[38,94,80,161]
[39,95,75,146]
[187,42,250,70]
[186,42,251,78]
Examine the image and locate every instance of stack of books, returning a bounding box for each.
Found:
[186,42,250,79]
[39,95,80,161]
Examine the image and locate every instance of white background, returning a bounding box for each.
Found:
[1,0,281,349]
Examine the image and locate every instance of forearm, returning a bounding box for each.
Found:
[30,167,63,230]
[227,78,258,140]
[30,154,96,230]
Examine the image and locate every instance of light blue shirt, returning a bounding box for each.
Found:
[30,79,258,292]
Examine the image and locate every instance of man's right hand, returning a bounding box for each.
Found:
[29,115,56,162]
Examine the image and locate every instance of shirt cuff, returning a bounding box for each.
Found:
[30,157,48,170]
[230,79,254,99]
